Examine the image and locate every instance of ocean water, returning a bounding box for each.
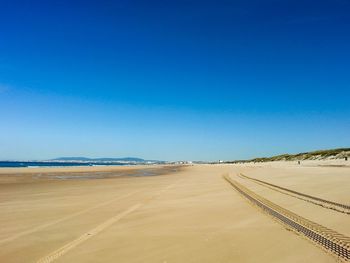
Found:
[0,161,129,168]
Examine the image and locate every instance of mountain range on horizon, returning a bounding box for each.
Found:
[51,157,159,163]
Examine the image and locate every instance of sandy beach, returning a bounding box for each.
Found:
[3,0,349,261]
[0,162,349,262]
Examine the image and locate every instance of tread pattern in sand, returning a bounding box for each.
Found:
[224,175,350,261]
[239,173,350,214]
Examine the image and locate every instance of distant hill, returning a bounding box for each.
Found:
[230,148,350,163]
[53,157,92,161]
[52,157,149,162]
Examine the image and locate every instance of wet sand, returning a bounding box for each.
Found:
[1,163,348,262]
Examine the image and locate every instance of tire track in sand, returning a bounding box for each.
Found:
[239,173,350,214]
[224,175,350,261]
[36,204,141,263]
[36,181,181,263]
[0,190,139,245]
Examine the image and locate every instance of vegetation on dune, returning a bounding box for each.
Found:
[228,148,350,163]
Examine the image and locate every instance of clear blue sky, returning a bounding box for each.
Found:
[1,0,349,161]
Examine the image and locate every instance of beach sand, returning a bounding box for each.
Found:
[0,162,348,262]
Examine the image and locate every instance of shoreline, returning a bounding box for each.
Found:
[0,164,179,174]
